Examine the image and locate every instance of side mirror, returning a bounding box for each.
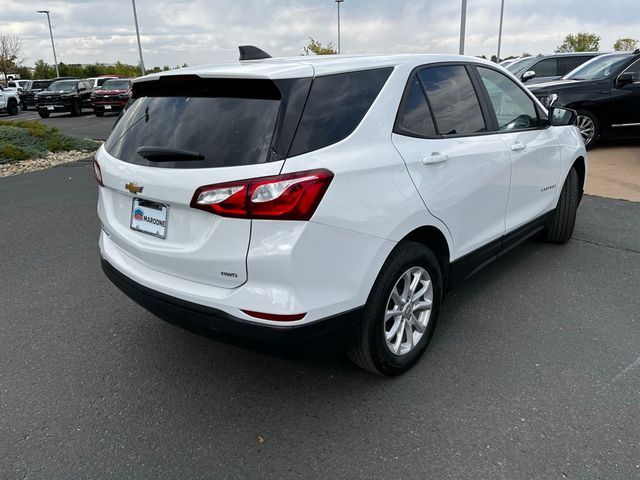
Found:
[521,70,536,82]
[549,107,577,127]
[616,72,637,87]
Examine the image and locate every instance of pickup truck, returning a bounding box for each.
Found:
[0,84,20,116]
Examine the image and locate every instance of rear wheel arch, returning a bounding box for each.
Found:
[400,226,451,288]
[571,156,586,202]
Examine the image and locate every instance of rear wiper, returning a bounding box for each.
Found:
[136,146,205,161]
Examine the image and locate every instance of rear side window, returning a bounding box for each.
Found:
[394,74,436,137]
[289,68,392,157]
[559,56,589,75]
[419,65,486,135]
[105,78,286,169]
[531,58,557,77]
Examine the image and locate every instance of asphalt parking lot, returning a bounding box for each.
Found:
[2,109,117,141]
[1,154,639,478]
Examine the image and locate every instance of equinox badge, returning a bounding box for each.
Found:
[125,182,144,194]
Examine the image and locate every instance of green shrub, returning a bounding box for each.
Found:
[0,121,99,164]
[1,144,30,162]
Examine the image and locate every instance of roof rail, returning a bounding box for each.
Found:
[239,45,272,61]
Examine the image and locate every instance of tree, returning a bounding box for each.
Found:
[491,55,498,63]
[33,59,56,78]
[555,32,600,53]
[613,38,638,51]
[301,37,337,55]
[521,52,532,57]
[0,33,23,83]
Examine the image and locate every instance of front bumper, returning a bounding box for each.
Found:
[102,257,361,356]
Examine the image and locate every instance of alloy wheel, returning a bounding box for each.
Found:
[384,266,433,356]
[576,114,595,145]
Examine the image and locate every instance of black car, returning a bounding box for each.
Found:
[506,52,602,85]
[35,79,93,118]
[19,77,78,111]
[529,51,640,148]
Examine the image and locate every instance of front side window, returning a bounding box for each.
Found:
[621,59,640,80]
[477,67,539,131]
[531,58,557,77]
[395,74,436,137]
[419,65,486,136]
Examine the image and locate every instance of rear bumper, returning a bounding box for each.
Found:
[101,257,362,356]
[92,102,126,112]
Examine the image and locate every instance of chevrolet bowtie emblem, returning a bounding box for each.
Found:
[125,182,144,194]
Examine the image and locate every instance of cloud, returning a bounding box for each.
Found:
[2,0,638,69]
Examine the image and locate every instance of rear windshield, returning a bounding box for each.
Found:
[105,78,287,169]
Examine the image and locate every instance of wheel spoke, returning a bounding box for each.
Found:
[385,317,402,340]
[404,320,414,351]
[401,271,412,302]
[385,307,402,321]
[393,319,405,353]
[390,288,403,308]
[412,299,432,312]
[412,279,431,302]
[411,313,426,334]
[409,271,421,295]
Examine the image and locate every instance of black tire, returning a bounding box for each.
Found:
[348,241,443,376]
[20,102,27,111]
[95,111,104,117]
[38,111,50,118]
[576,110,599,149]
[7,101,18,116]
[546,168,579,244]
[70,101,81,117]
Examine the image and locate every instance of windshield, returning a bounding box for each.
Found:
[99,80,130,90]
[506,58,533,74]
[48,80,77,92]
[565,54,631,80]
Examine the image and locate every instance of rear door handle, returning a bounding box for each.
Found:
[422,153,449,165]
[510,142,526,151]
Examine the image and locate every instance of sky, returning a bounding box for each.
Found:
[2,0,639,68]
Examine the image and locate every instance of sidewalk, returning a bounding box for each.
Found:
[585,142,640,202]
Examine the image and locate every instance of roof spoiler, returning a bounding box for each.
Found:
[239,45,272,61]
[634,48,640,55]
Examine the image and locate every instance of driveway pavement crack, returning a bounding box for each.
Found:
[573,237,640,255]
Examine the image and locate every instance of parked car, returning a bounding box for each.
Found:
[35,79,93,118]
[95,49,586,375]
[86,76,122,89]
[529,50,640,148]
[499,58,519,68]
[19,77,78,111]
[90,78,132,116]
[0,84,20,116]
[506,52,602,84]
[7,79,31,92]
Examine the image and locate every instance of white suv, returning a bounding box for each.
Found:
[96,50,586,375]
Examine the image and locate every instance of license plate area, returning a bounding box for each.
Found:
[130,198,168,239]
[104,104,112,110]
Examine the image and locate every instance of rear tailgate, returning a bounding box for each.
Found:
[97,147,283,288]
[97,72,313,289]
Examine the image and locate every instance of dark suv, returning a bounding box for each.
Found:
[529,51,640,148]
[506,53,602,85]
[35,79,93,118]
[19,77,77,110]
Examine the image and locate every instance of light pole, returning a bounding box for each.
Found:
[459,0,467,55]
[37,10,59,77]
[496,0,505,62]
[131,0,146,75]
[335,0,344,54]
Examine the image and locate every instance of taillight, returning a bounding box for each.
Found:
[241,310,306,321]
[93,157,103,186]
[190,169,333,221]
